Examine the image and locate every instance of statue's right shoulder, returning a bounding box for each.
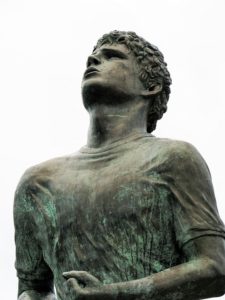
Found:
[15,153,74,197]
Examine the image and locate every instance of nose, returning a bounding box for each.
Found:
[87,54,101,67]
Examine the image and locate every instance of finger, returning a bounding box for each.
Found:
[66,278,82,293]
[63,271,78,278]
[63,271,87,289]
[63,271,90,281]
[63,271,100,286]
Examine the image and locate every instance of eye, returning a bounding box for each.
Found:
[103,49,126,60]
[105,52,120,59]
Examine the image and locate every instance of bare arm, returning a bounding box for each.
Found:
[64,236,225,299]
[113,237,225,300]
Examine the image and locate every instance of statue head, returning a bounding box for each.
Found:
[93,30,172,133]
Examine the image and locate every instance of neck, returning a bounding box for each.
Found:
[86,100,149,148]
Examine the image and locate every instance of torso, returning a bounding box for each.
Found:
[29,134,185,298]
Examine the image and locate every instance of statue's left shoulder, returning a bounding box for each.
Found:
[158,138,207,166]
[147,137,211,181]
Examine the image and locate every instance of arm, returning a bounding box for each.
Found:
[112,235,225,299]
[64,234,225,300]
[14,170,56,300]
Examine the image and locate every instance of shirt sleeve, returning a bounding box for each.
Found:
[158,141,225,248]
[14,170,54,295]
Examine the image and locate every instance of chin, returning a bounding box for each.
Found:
[82,79,105,109]
[82,80,132,110]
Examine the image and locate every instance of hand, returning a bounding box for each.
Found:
[63,270,102,300]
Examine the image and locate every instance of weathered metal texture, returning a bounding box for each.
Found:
[14,31,225,300]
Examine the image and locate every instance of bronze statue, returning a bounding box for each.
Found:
[14,31,225,299]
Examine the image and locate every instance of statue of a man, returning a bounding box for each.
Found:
[14,31,225,300]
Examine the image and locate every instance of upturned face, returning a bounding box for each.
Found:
[81,43,146,109]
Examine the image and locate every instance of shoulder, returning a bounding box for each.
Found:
[151,136,197,154]
[15,154,75,198]
[146,136,210,176]
[151,136,205,162]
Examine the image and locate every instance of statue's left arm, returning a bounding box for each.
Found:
[64,141,225,299]
[64,235,225,299]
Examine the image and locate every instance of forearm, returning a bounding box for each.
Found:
[64,237,225,299]
[100,258,225,300]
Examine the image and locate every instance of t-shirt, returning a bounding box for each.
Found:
[14,134,225,299]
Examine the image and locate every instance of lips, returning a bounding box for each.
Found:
[84,67,99,78]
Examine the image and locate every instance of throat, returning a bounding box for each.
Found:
[86,102,148,148]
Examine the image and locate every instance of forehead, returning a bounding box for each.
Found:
[92,43,131,56]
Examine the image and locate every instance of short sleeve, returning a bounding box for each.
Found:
[160,142,225,248]
[14,170,53,295]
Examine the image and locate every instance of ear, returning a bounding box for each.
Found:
[141,84,162,98]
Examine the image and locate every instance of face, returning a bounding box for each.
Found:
[81,43,145,109]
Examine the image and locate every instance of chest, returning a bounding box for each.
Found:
[54,161,172,235]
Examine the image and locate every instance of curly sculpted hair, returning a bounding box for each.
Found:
[94,31,172,133]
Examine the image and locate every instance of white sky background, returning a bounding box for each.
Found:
[0,0,225,298]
